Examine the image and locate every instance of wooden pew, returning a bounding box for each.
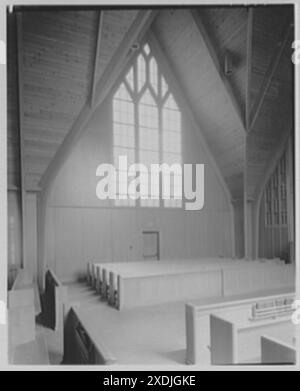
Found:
[43,269,68,331]
[87,261,114,295]
[117,266,224,310]
[186,289,295,365]
[116,261,294,310]
[102,258,243,308]
[86,262,92,285]
[101,268,108,300]
[223,261,295,296]
[95,265,102,294]
[261,335,296,364]
[209,295,295,365]
[95,258,242,282]
[87,262,102,288]
[92,264,99,289]
[63,305,116,365]
[210,314,236,364]
[89,259,294,312]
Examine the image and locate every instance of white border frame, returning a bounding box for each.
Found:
[0,0,299,371]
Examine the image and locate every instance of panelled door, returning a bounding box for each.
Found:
[142,231,160,260]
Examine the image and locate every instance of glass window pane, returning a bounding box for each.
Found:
[114,83,131,101]
[126,67,134,91]
[163,152,181,165]
[149,57,158,95]
[161,76,168,97]
[137,54,146,92]
[141,199,159,207]
[140,127,159,151]
[115,199,136,207]
[113,44,182,209]
[114,128,135,148]
[163,106,181,132]
[164,199,182,208]
[163,131,181,154]
[114,147,135,165]
[140,150,159,167]
[164,94,179,110]
[143,43,150,56]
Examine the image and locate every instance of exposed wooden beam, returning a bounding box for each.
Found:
[249,22,293,132]
[90,10,104,107]
[40,9,157,191]
[93,10,158,106]
[148,28,236,258]
[191,10,246,131]
[37,189,47,289]
[245,7,254,131]
[16,12,27,269]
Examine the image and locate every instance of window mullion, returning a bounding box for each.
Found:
[158,91,163,209]
[134,60,141,208]
[157,68,163,208]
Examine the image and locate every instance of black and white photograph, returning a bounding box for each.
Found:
[0,1,299,372]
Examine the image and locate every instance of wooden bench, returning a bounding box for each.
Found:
[91,258,245,306]
[222,261,295,297]
[87,259,294,313]
[63,305,116,365]
[43,269,68,331]
[116,265,224,310]
[116,261,294,310]
[261,335,296,364]
[185,289,295,365]
[210,309,295,365]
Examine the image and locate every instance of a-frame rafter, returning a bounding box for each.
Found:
[245,7,254,131]
[191,10,246,132]
[16,12,27,268]
[90,10,104,107]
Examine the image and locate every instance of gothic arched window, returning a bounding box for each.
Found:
[113,42,182,208]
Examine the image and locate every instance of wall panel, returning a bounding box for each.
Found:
[47,94,234,281]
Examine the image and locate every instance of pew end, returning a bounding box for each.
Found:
[261,335,296,364]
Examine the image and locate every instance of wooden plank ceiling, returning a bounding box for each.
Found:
[7,6,294,201]
[7,9,138,191]
[246,6,294,199]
